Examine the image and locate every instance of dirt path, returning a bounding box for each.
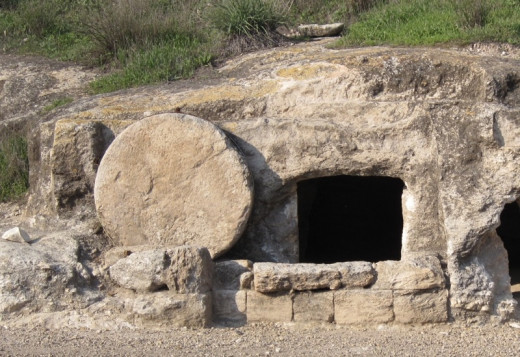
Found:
[0,321,519,356]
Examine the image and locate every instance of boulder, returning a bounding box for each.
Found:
[94,113,254,258]
[166,245,214,294]
[253,262,375,293]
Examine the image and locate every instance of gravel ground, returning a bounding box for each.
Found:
[1,321,520,356]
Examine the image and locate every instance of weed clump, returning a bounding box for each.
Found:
[0,132,29,202]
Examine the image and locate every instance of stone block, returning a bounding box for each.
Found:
[394,289,448,323]
[332,262,376,288]
[109,249,168,292]
[247,291,293,323]
[132,292,212,327]
[253,262,375,293]
[109,246,213,294]
[166,246,214,294]
[334,290,394,324]
[214,260,253,290]
[213,290,247,324]
[373,256,445,290]
[293,291,334,323]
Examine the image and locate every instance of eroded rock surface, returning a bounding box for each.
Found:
[0,232,93,315]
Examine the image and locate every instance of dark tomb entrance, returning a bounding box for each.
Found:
[496,201,520,298]
[298,175,405,264]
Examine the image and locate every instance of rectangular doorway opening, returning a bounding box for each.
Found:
[496,200,520,300]
[298,175,405,264]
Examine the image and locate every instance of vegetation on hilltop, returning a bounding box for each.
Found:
[1,0,519,93]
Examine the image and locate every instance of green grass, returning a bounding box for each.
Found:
[40,97,74,114]
[0,134,29,202]
[211,0,288,37]
[335,0,520,47]
[89,36,213,93]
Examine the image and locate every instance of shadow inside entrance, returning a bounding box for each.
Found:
[496,201,520,299]
[298,175,404,264]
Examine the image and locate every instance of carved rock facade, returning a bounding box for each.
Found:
[5,43,520,326]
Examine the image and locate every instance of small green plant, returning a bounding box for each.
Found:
[0,133,29,202]
[40,97,74,114]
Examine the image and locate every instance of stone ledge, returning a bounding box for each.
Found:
[253,262,375,293]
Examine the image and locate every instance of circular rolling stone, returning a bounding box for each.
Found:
[94,113,253,258]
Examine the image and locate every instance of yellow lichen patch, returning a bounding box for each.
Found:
[220,122,238,133]
[176,81,279,107]
[276,64,337,80]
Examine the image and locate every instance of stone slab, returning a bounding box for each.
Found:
[373,256,445,290]
[247,291,293,323]
[253,262,375,293]
[132,292,212,327]
[94,113,253,258]
[293,291,334,323]
[394,290,449,323]
[334,290,394,324]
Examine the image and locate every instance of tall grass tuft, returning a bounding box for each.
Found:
[0,132,29,202]
[79,0,180,60]
[211,0,288,37]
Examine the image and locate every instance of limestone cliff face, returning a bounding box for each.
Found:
[24,41,520,320]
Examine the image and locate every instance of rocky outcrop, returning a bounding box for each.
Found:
[0,231,97,315]
[3,41,520,326]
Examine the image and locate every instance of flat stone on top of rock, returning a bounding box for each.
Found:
[297,23,344,37]
[2,227,31,244]
[94,113,253,258]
